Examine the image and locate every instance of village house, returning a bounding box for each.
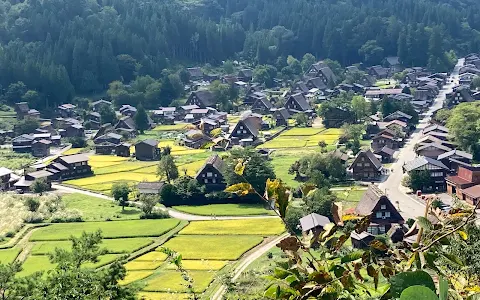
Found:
[305,62,337,86]
[15,169,53,192]
[31,139,52,157]
[115,143,131,157]
[365,88,403,99]
[306,77,327,91]
[403,156,450,192]
[237,69,253,82]
[446,165,480,205]
[135,139,160,161]
[229,114,260,143]
[271,108,290,127]
[199,118,220,135]
[91,99,111,112]
[185,90,216,108]
[284,93,312,115]
[422,124,449,135]
[437,149,473,172]
[195,155,226,191]
[417,135,456,149]
[251,96,273,114]
[119,105,137,117]
[367,65,389,79]
[416,143,452,159]
[115,116,137,134]
[244,91,267,106]
[137,181,165,196]
[57,104,76,118]
[349,149,383,181]
[445,85,473,108]
[87,112,101,129]
[94,132,122,145]
[374,146,395,163]
[177,105,199,121]
[356,185,404,234]
[182,129,210,149]
[299,213,331,235]
[187,67,204,81]
[0,167,18,191]
[371,131,401,151]
[95,142,117,155]
[51,154,93,180]
[14,102,40,119]
[383,111,413,124]
[61,123,84,138]
[12,134,34,153]
[384,56,402,73]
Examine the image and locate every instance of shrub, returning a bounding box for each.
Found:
[140,211,170,219]
[50,210,84,223]
[24,197,40,212]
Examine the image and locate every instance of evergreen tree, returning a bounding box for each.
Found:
[134,104,149,134]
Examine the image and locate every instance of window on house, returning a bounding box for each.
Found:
[380,205,386,210]
[357,163,362,167]
[376,212,382,218]
[379,226,386,234]
[364,163,370,167]
[206,172,213,177]
[204,179,208,183]
[385,212,391,218]
[361,157,365,161]
[212,179,216,183]
[431,172,443,177]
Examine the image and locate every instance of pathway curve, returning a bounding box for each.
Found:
[52,183,278,221]
[378,58,464,220]
[211,233,289,300]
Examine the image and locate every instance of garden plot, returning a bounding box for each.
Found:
[0,248,21,263]
[172,203,274,216]
[262,127,343,149]
[158,235,263,260]
[30,219,180,241]
[143,270,216,293]
[31,238,153,255]
[178,218,285,236]
[62,193,142,221]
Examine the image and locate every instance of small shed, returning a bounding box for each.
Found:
[299,213,331,235]
[116,143,131,157]
[137,181,165,195]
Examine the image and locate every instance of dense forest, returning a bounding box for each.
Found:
[0,0,479,109]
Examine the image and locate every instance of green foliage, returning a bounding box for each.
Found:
[293,113,308,127]
[139,194,158,215]
[301,53,316,72]
[407,170,434,192]
[253,65,277,87]
[98,105,117,125]
[303,188,336,218]
[133,104,149,134]
[224,148,276,194]
[111,182,130,211]
[31,178,50,195]
[14,118,39,135]
[359,40,384,65]
[400,286,439,300]
[447,102,480,159]
[390,270,436,298]
[67,136,87,148]
[157,154,179,183]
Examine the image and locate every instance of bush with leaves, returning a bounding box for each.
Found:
[224,160,480,300]
[139,194,159,216]
[31,178,50,195]
[111,182,130,211]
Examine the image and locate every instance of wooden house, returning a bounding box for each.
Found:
[182,130,210,149]
[251,97,273,113]
[437,149,473,171]
[135,139,160,161]
[195,155,226,191]
[446,85,474,108]
[271,108,290,127]
[354,185,404,236]
[185,90,215,108]
[14,102,40,119]
[416,143,452,159]
[0,167,18,191]
[115,116,137,133]
[187,67,204,81]
[299,213,331,235]
[88,112,101,129]
[383,111,413,124]
[91,100,111,111]
[230,117,260,142]
[12,134,34,153]
[95,142,117,155]
[446,165,480,205]
[349,150,383,181]
[374,146,395,163]
[115,143,131,157]
[57,104,76,118]
[305,62,337,86]
[137,181,165,195]
[31,139,52,157]
[403,156,449,192]
[237,69,253,82]
[94,132,122,146]
[284,93,312,115]
[51,154,93,180]
[119,105,137,117]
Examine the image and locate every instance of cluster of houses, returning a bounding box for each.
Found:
[444,53,480,108]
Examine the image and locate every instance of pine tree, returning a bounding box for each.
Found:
[134,104,149,134]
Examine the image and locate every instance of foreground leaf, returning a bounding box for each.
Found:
[225,182,254,195]
[389,270,436,298]
[400,285,439,300]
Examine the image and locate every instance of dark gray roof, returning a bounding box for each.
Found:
[238,69,253,78]
[375,146,395,156]
[437,149,473,161]
[319,66,337,83]
[137,181,165,190]
[192,90,215,107]
[59,154,89,164]
[136,139,158,147]
[384,110,413,121]
[300,213,331,232]
[116,116,136,130]
[416,143,452,153]
[423,124,449,135]
[91,99,111,107]
[349,149,382,171]
[386,56,400,66]
[403,156,449,172]
[253,97,273,110]
[355,185,388,216]
[238,117,259,138]
[187,67,204,77]
[289,93,312,111]
[274,108,290,120]
[307,77,327,90]
[296,82,309,93]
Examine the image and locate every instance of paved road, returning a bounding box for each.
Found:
[52,183,278,221]
[378,58,464,220]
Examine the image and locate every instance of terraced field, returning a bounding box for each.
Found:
[261,127,343,149]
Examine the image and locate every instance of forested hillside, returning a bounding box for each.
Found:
[0,0,479,108]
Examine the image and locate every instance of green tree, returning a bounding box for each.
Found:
[134,104,149,134]
[286,55,302,75]
[139,193,159,216]
[224,148,276,194]
[157,155,179,183]
[359,40,384,65]
[14,118,40,135]
[253,65,277,88]
[223,60,234,74]
[293,113,309,127]
[116,54,138,82]
[408,170,434,192]
[472,76,480,90]
[99,105,117,125]
[351,95,369,122]
[303,188,336,218]
[433,109,452,125]
[284,206,305,234]
[31,178,49,195]
[4,82,27,104]
[447,102,480,158]
[111,182,130,211]
[21,90,43,110]
[301,53,316,72]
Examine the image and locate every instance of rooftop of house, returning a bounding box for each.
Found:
[403,156,449,172]
[137,181,165,190]
[136,139,158,147]
[349,149,382,171]
[299,213,331,232]
[58,154,89,164]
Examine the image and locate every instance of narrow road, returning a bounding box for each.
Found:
[52,183,278,221]
[211,233,289,300]
[378,58,464,220]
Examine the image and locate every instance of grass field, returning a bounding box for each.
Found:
[135,251,168,261]
[270,154,304,188]
[143,271,216,293]
[165,260,228,271]
[280,128,324,136]
[30,219,180,241]
[120,271,154,285]
[137,292,190,300]
[62,193,142,221]
[0,248,21,263]
[31,238,153,255]
[159,235,263,260]
[125,259,164,271]
[334,188,367,209]
[178,218,284,236]
[172,204,274,216]
[262,127,343,149]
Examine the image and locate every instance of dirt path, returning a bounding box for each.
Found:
[211,233,289,300]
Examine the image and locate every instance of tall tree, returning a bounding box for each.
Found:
[157,155,179,183]
[134,104,149,134]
